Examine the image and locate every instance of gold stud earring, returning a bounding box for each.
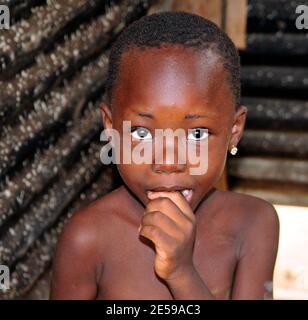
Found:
[230,145,238,155]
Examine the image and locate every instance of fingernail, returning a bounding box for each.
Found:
[138,225,141,232]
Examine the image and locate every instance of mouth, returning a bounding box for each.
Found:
[179,188,193,202]
[147,186,194,203]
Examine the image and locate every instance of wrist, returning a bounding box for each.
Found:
[165,263,196,286]
[165,265,216,300]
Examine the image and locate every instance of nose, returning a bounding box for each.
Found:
[152,161,186,174]
[152,138,186,174]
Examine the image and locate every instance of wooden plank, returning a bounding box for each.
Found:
[228,156,308,185]
[225,0,247,49]
[230,179,308,207]
[245,33,308,56]
[238,130,308,158]
[241,66,308,90]
[171,0,223,27]
[248,0,306,21]
[241,97,308,130]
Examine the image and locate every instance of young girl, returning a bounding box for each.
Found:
[50,11,279,300]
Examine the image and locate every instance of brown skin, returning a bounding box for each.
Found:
[50,45,280,300]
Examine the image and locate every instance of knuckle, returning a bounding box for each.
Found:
[147,225,159,238]
[157,197,170,206]
[151,211,162,223]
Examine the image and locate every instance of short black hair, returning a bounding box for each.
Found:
[105,11,241,109]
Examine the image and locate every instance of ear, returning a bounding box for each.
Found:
[100,102,113,131]
[229,105,247,150]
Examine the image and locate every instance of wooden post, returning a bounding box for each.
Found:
[171,0,247,48]
[225,0,247,49]
[172,0,223,27]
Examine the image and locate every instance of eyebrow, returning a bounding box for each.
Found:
[137,112,154,119]
[184,114,213,119]
[135,112,214,120]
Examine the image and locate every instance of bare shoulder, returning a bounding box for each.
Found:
[213,189,278,223]
[50,187,127,298]
[58,186,125,246]
[214,189,280,254]
[53,186,128,269]
[228,190,278,227]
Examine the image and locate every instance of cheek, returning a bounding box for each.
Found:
[207,145,228,186]
[116,163,149,204]
[194,137,227,182]
[116,163,146,187]
[208,133,229,160]
[117,163,136,179]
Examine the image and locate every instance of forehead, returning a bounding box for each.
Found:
[112,45,234,115]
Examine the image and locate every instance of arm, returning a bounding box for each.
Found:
[165,266,215,300]
[49,211,101,299]
[231,201,280,299]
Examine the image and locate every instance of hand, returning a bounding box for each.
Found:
[139,191,196,281]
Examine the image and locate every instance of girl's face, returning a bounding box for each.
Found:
[101,45,247,211]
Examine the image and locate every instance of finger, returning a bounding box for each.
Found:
[139,225,176,259]
[141,211,184,241]
[145,197,190,227]
[147,191,195,221]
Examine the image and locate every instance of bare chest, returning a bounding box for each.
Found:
[96,222,239,300]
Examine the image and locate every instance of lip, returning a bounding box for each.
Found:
[147,185,192,192]
[146,186,194,203]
